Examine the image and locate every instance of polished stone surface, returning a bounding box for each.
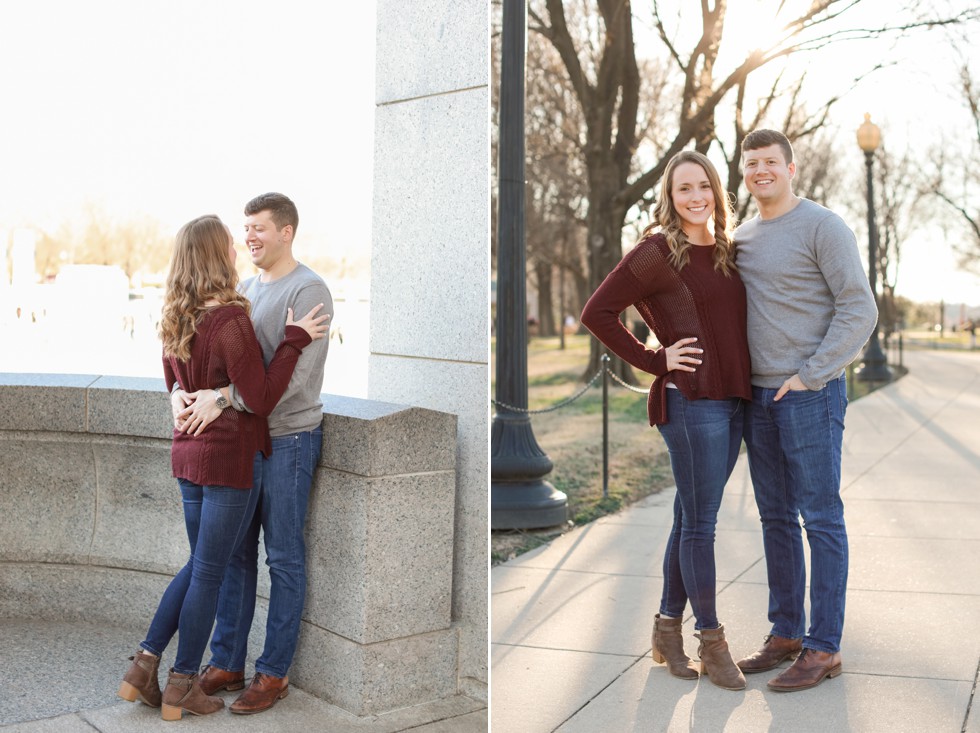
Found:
[0,373,96,433]
[375,0,486,103]
[0,435,97,564]
[369,357,489,689]
[320,394,457,476]
[293,624,459,717]
[88,375,171,440]
[0,370,462,718]
[305,469,456,643]
[369,89,488,365]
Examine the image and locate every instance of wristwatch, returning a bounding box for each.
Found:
[213,389,230,409]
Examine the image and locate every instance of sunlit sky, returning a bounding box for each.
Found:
[0,1,377,395]
[3,0,978,315]
[0,0,377,268]
[638,0,980,306]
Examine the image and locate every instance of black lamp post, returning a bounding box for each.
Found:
[490,0,567,529]
[855,113,893,383]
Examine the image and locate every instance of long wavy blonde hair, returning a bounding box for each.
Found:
[644,150,737,276]
[160,215,250,361]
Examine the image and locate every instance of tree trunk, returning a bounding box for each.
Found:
[535,260,556,336]
[582,175,637,385]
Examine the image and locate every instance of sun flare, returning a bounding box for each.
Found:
[718,0,793,64]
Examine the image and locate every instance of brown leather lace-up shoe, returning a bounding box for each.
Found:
[230,672,289,715]
[767,648,842,692]
[736,634,802,673]
[117,649,162,707]
[198,665,246,696]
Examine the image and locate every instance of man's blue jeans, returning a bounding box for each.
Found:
[207,427,322,678]
[141,480,256,674]
[656,391,744,630]
[744,376,848,653]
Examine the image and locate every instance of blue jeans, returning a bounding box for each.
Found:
[656,390,744,630]
[208,427,322,678]
[744,376,848,653]
[141,480,256,674]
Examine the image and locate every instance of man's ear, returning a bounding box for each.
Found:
[788,161,797,180]
[281,224,294,244]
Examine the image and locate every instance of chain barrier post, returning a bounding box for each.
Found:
[601,353,610,499]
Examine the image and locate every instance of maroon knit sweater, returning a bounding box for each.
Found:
[580,232,752,425]
[163,305,312,489]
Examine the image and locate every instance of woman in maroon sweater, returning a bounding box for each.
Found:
[117,215,327,720]
[581,151,751,691]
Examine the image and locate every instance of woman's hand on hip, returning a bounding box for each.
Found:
[665,337,702,373]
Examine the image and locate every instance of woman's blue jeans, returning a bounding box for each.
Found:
[656,390,744,630]
[141,479,256,674]
[744,376,848,653]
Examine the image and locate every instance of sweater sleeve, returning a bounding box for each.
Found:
[580,240,668,377]
[163,353,177,393]
[798,214,879,389]
[215,311,312,417]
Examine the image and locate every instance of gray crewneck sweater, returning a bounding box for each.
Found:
[735,198,877,390]
[231,263,333,436]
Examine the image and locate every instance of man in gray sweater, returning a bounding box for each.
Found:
[733,130,877,692]
[172,192,332,713]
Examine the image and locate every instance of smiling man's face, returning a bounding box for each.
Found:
[742,143,796,206]
[244,210,290,273]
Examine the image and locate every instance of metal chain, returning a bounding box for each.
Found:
[605,368,652,394]
[491,366,605,414]
[492,361,655,414]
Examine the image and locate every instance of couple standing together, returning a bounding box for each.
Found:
[581,129,878,692]
[117,193,333,720]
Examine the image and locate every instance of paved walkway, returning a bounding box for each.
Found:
[0,614,486,733]
[492,348,980,732]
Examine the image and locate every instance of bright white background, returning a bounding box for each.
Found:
[0,1,378,396]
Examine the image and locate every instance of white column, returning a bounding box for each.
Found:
[369,0,488,699]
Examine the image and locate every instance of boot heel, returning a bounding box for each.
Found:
[279,688,288,700]
[117,681,139,702]
[161,704,182,721]
[827,664,843,679]
[651,649,665,664]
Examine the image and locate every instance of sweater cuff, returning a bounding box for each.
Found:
[283,324,314,349]
[648,348,669,377]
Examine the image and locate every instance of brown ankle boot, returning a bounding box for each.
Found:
[161,669,224,721]
[117,649,162,707]
[695,624,746,691]
[651,614,699,680]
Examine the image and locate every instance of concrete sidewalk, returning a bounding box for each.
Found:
[0,616,486,733]
[491,348,980,732]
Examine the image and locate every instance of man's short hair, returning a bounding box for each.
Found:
[742,129,794,165]
[244,192,299,234]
